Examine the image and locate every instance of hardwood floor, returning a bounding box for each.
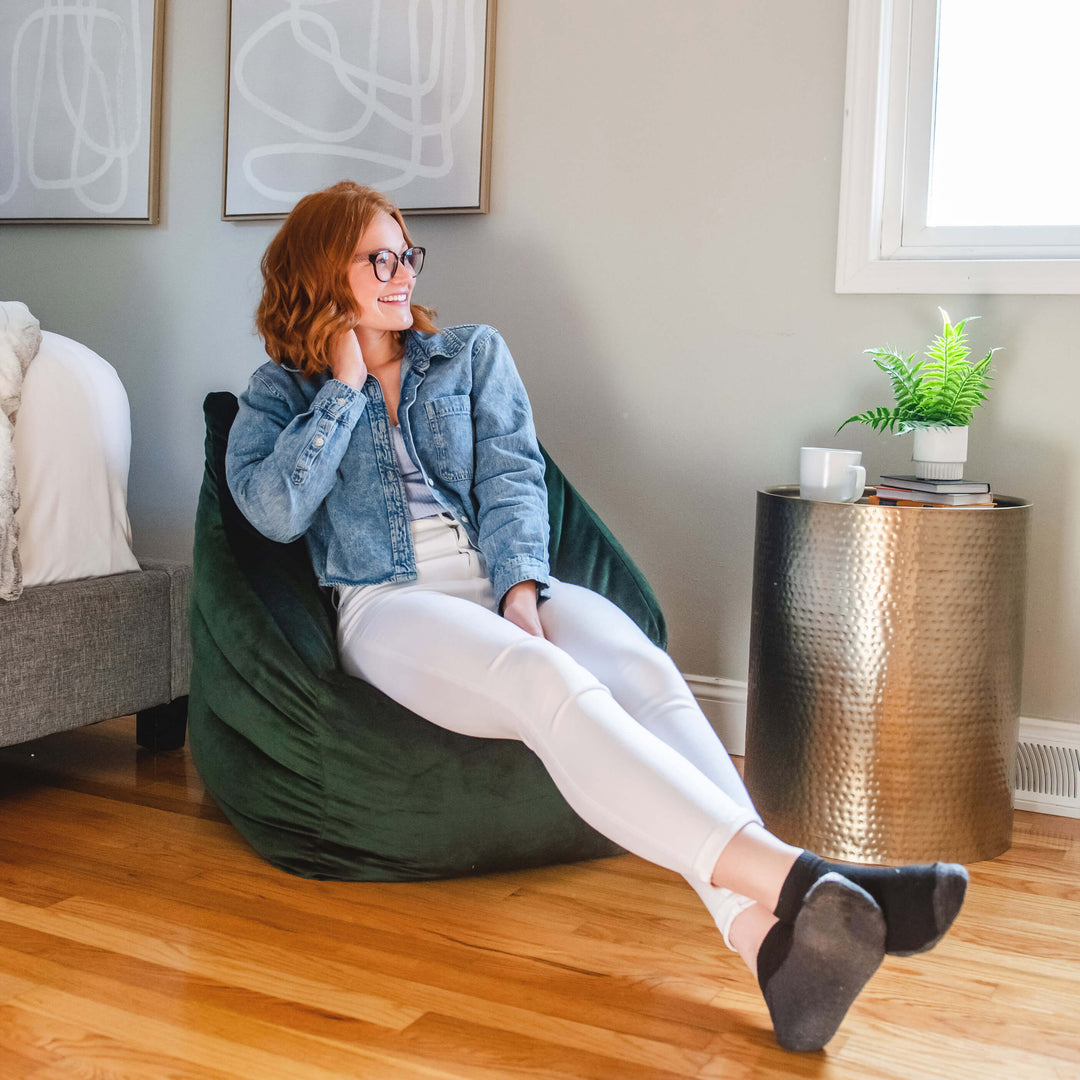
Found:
[0,717,1078,1079]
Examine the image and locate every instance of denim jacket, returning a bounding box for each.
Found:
[226,324,550,605]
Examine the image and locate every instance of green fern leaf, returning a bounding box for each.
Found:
[940,350,996,424]
[922,309,978,416]
[867,349,924,412]
[837,406,907,433]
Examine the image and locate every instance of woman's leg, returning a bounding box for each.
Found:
[536,579,775,942]
[537,579,756,813]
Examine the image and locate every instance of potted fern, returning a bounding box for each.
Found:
[837,309,998,480]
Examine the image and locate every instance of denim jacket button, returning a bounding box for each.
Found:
[313,436,325,447]
[335,397,346,405]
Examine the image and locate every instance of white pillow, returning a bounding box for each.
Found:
[13,331,140,586]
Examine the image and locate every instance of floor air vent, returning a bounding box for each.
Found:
[1014,718,1080,818]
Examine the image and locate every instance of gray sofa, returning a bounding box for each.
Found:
[0,557,191,750]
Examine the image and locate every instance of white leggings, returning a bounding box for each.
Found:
[336,514,762,946]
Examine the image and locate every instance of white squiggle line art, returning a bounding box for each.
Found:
[2,0,143,213]
[232,0,476,203]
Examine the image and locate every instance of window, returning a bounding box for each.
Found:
[836,0,1080,293]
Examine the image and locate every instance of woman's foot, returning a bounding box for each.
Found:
[775,853,969,955]
[757,872,885,1052]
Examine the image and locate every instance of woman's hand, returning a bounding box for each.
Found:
[501,580,545,639]
[330,326,368,390]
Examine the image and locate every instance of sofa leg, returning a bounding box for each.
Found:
[136,696,189,751]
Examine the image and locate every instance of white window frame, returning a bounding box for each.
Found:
[836,0,1080,294]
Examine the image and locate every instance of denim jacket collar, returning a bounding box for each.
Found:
[409,326,470,363]
[278,326,468,379]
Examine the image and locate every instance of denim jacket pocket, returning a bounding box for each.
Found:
[423,395,474,482]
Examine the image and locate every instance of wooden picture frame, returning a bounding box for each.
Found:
[0,0,165,224]
[223,0,497,219]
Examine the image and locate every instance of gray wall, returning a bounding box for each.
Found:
[2,0,1077,724]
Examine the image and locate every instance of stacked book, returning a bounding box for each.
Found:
[870,475,995,508]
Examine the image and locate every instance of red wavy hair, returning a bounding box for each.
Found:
[256,181,437,378]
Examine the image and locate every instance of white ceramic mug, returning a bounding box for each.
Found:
[800,447,867,503]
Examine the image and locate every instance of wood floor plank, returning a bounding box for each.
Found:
[0,1024,57,1079]
[0,895,425,1032]
[12,987,459,1080]
[0,942,466,1079]
[831,1015,1080,1080]
[0,787,249,867]
[0,722,221,814]
[392,1011,696,1080]
[0,934,409,1049]
[0,1004,233,1080]
[0,972,36,1002]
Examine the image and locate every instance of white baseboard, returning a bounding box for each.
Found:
[684,674,1080,819]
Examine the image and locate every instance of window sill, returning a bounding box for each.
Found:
[835,252,1080,295]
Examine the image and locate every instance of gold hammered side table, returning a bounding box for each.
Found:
[743,486,1031,864]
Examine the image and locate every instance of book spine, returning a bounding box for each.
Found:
[878,478,991,494]
[869,496,997,509]
[874,487,992,505]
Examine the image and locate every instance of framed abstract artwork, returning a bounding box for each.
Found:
[223,0,496,219]
[0,0,165,224]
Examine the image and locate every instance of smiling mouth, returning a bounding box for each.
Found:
[378,293,409,304]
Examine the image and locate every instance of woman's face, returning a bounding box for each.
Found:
[347,210,416,335]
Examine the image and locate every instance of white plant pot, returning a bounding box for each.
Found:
[912,425,968,480]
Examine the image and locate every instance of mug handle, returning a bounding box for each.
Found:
[846,464,867,502]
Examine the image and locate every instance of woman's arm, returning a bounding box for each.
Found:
[469,328,551,608]
[227,331,369,543]
[226,367,366,544]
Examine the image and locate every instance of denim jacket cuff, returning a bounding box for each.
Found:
[493,559,550,610]
[314,380,366,425]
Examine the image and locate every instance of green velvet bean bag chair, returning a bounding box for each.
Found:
[189,391,667,880]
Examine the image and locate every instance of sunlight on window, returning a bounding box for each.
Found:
[929,0,1080,227]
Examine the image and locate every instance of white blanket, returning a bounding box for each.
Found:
[0,301,42,601]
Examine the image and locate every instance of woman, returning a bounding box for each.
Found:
[226,181,968,1053]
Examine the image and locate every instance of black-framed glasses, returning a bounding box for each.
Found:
[365,246,426,282]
